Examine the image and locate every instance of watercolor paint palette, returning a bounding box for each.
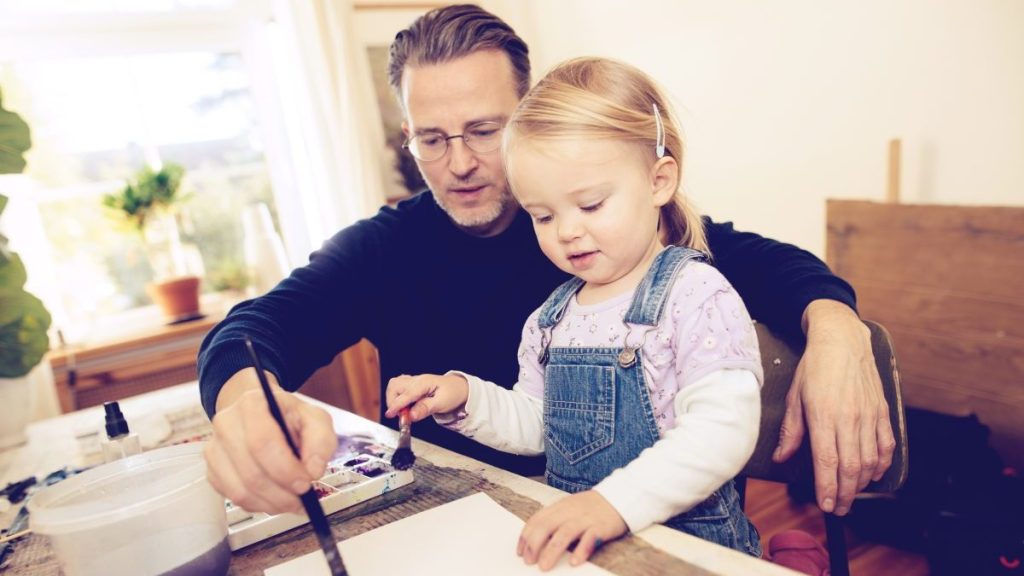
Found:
[224,434,415,551]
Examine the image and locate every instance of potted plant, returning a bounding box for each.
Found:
[103,163,203,323]
[0,87,53,447]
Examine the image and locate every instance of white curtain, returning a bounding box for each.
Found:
[250,0,387,264]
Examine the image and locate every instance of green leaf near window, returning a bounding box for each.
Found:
[0,290,52,378]
[0,90,31,175]
[0,248,29,290]
[0,86,52,378]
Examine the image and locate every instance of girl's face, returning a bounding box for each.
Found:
[508,137,678,301]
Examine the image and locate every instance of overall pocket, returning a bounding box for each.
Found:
[543,364,616,464]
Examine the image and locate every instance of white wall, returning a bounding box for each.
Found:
[494,0,1024,256]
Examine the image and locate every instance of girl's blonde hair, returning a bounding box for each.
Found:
[504,57,707,253]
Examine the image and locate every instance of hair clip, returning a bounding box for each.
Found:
[653,103,666,159]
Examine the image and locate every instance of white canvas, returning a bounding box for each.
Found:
[264,492,613,576]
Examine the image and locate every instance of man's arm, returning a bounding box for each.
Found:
[198,210,394,513]
[199,215,389,417]
[703,217,856,339]
[703,217,895,515]
[777,299,896,515]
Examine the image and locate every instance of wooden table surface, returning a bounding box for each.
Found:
[0,383,796,576]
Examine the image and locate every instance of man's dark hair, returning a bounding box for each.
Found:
[388,4,530,101]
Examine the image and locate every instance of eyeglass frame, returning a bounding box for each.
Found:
[401,120,505,162]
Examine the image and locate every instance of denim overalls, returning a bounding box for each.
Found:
[535,246,762,557]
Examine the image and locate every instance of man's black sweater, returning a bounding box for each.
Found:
[199,192,855,476]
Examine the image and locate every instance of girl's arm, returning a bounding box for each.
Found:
[384,307,548,455]
[433,306,549,454]
[593,369,760,533]
[434,373,545,455]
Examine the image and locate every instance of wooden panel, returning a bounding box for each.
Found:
[340,339,381,422]
[300,340,381,422]
[853,281,1024,342]
[826,201,1024,302]
[300,354,354,412]
[826,200,1024,471]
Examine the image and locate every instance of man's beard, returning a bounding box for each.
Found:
[432,184,516,230]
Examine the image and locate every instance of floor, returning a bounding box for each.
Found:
[745,479,930,575]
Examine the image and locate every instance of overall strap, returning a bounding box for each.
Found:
[534,276,584,365]
[536,276,585,330]
[622,246,706,327]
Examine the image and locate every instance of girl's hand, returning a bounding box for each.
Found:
[518,490,628,571]
[384,373,469,421]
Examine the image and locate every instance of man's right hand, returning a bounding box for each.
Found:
[203,368,338,514]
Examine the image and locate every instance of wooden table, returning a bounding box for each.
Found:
[0,384,795,575]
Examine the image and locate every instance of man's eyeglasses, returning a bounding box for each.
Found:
[402,121,503,162]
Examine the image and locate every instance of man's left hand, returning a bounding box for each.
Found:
[773,299,896,516]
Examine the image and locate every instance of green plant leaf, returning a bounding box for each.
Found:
[0,251,28,293]
[0,87,51,377]
[0,291,52,378]
[105,162,188,231]
[0,90,31,175]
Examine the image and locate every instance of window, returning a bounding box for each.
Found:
[0,0,235,14]
[0,1,287,342]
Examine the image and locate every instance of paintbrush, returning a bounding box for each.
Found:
[243,337,345,576]
[390,408,415,471]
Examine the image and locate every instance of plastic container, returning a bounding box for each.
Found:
[28,443,229,576]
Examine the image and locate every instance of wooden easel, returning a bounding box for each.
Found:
[887,138,901,204]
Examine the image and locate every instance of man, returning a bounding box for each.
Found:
[199,4,894,519]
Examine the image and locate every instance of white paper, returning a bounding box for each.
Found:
[265,492,613,576]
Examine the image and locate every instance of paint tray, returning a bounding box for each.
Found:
[224,435,414,550]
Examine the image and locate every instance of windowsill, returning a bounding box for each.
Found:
[49,292,243,366]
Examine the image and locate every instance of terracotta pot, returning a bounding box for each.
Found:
[146,275,202,323]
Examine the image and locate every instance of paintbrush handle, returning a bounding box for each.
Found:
[0,529,30,545]
[244,340,300,455]
[244,337,345,576]
[398,408,412,448]
[301,490,346,575]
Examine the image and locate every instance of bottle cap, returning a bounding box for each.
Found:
[104,401,130,438]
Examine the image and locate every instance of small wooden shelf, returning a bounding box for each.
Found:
[49,316,222,413]
[48,314,382,422]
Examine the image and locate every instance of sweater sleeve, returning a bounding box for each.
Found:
[198,214,391,417]
[703,216,857,340]
[432,309,547,455]
[434,372,545,456]
[593,369,760,533]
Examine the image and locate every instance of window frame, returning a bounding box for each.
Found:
[0,0,310,341]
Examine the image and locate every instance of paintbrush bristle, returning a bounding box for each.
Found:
[390,408,415,470]
[391,447,415,470]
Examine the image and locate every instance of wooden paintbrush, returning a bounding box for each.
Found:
[390,408,415,471]
[243,337,345,576]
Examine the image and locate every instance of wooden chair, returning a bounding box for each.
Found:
[740,320,909,576]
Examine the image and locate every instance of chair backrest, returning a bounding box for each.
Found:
[741,320,909,494]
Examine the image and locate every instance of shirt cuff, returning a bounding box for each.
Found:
[431,371,475,429]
